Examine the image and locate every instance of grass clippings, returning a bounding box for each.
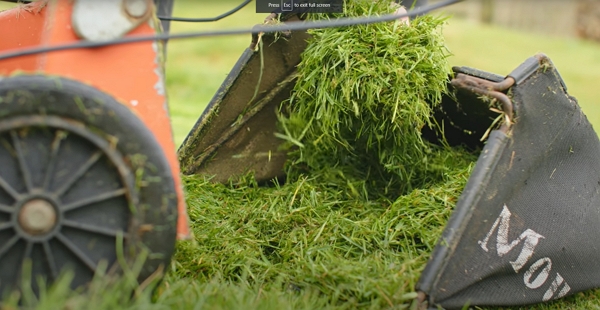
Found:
[0,1,477,309]
[174,155,475,308]
[1,0,600,309]
[171,0,478,308]
[5,0,600,309]
[278,0,451,198]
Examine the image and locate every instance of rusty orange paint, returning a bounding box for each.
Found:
[0,0,191,239]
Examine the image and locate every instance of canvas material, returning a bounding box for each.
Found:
[418,56,600,309]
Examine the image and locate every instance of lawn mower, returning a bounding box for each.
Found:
[0,0,188,297]
[1,0,599,309]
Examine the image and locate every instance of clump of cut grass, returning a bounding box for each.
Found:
[278,0,451,197]
[172,0,478,308]
[174,154,475,308]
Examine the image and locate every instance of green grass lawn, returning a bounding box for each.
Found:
[1,1,600,309]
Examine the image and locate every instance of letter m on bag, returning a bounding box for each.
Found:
[478,205,545,273]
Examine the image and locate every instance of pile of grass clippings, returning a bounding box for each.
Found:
[174,0,479,308]
[278,0,453,198]
[175,160,474,308]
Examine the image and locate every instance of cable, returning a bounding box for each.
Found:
[0,0,463,62]
[157,0,251,22]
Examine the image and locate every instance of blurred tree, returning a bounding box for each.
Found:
[576,0,600,42]
[481,0,494,24]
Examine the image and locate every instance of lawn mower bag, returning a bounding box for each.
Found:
[417,55,600,309]
[177,18,600,308]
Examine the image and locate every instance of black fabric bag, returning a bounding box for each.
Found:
[418,54,600,309]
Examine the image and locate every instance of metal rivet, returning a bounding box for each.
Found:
[19,199,57,235]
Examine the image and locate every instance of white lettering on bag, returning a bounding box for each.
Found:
[542,273,571,302]
[524,258,551,289]
[478,205,545,273]
[478,205,571,302]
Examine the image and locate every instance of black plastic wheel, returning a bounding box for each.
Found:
[0,76,178,296]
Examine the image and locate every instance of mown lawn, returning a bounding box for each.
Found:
[1,1,600,309]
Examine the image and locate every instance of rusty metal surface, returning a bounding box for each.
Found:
[450,74,515,133]
[178,14,311,183]
[422,67,507,150]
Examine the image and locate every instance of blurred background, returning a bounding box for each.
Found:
[165,0,600,145]
[1,0,599,147]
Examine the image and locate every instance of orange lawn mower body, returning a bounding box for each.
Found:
[0,0,189,294]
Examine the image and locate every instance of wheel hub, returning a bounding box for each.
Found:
[0,76,178,300]
[0,116,136,294]
[18,199,57,235]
